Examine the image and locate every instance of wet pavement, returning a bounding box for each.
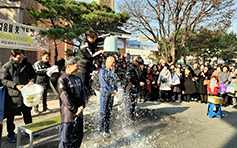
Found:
[1,93,237,148]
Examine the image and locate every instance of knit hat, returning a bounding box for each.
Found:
[211,75,218,79]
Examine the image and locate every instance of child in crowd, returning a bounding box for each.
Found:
[207,75,219,96]
[172,67,183,103]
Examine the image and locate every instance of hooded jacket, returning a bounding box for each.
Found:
[1,57,36,107]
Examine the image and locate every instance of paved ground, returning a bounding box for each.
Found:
[1,93,237,148]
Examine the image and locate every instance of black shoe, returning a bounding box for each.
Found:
[7,134,16,143]
[222,103,228,107]
[43,108,51,112]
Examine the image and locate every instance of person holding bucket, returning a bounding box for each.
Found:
[0,49,36,143]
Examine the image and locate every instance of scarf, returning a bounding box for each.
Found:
[185,69,190,77]
[210,80,218,92]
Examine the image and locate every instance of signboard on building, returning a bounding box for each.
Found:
[126,40,158,51]
[0,18,49,51]
[117,39,124,48]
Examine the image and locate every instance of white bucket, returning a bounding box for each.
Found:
[21,84,44,107]
[103,37,118,53]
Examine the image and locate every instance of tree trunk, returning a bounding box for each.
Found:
[170,46,175,64]
[184,55,187,64]
[54,40,58,64]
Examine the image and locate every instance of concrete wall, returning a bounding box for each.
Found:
[0,1,25,23]
[0,48,11,67]
[0,1,25,66]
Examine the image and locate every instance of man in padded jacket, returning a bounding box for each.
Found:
[0,49,36,143]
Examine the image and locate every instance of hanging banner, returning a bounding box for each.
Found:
[0,18,49,51]
[126,40,158,51]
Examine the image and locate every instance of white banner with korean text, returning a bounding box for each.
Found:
[0,19,49,51]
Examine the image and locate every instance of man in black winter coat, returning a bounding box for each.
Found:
[125,56,146,123]
[33,52,51,114]
[75,30,104,98]
[0,49,36,143]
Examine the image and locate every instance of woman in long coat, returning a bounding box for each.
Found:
[198,65,211,103]
[182,66,197,102]
[151,65,160,101]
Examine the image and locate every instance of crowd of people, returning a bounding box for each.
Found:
[91,54,237,109]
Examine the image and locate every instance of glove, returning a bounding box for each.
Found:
[182,91,185,95]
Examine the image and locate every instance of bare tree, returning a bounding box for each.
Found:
[118,0,236,63]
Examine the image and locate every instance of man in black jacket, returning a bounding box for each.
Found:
[75,30,110,101]
[1,49,36,143]
[125,56,146,124]
[33,52,51,114]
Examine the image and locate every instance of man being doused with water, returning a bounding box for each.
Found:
[57,57,86,148]
[125,56,146,124]
[98,56,118,138]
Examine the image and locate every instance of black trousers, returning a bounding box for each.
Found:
[125,87,138,121]
[7,104,32,136]
[35,88,48,110]
[58,115,83,148]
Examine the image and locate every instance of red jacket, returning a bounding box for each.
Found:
[207,81,219,95]
[145,73,153,91]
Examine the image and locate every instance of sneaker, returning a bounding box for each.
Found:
[42,108,51,112]
[7,134,16,143]
[99,131,110,138]
[34,110,40,114]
